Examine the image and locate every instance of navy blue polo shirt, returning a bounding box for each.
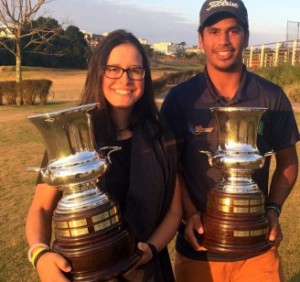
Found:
[161,67,299,261]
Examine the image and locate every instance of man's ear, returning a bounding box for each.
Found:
[243,30,250,48]
[198,32,204,49]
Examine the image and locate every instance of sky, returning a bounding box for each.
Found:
[41,0,300,47]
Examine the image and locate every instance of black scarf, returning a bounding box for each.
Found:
[124,124,177,241]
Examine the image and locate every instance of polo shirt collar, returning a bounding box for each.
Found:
[201,66,259,105]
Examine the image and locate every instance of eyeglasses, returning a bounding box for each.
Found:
[103,65,145,81]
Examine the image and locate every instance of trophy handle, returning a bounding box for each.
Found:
[200,150,213,167]
[98,146,122,164]
[27,167,42,172]
[27,167,48,180]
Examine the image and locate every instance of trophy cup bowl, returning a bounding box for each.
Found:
[201,107,273,255]
[27,103,140,281]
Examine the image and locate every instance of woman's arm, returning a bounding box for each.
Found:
[26,183,60,245]
[26,183,71,282]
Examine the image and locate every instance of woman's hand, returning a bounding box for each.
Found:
[36,252,71,282]
[121,241,154,277]
[135,242,155,266]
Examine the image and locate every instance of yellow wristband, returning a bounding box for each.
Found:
[27,243,50,268]
[28,243,50,261]
[30,247,48,264]
[32,249,50,268]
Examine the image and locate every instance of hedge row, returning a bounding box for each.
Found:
[0,79,52,105]
[153,70,197,96]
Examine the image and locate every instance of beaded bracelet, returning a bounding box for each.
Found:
[265,202,282,217]
[147,243,157,259]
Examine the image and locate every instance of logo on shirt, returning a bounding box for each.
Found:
[194,124,214,135]
[257,121,264,135]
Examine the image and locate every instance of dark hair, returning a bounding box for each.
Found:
[80,29,160,147]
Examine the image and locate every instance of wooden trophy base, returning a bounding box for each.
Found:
[202,189,272,255]
[52,200,140,281]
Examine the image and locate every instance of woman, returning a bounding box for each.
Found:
[26,29,181,282]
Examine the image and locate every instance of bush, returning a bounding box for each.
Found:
[252,65,300,88]
[22,79,52,105]
[0,79,52,105]
[153,70,196,96]
[0,81,17,105]
[284,83,300,103]
[251,65,300,103]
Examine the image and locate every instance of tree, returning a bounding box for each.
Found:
[62,25,89,68]
[175,42,186,59]
[0,0,64,105]
[21,16,63,67]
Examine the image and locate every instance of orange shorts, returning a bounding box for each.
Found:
[175,248,285,282]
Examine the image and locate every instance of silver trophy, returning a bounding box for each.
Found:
[201,107,273,255]
[28,103,139,281]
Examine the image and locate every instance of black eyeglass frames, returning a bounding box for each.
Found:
[103,65,145,80]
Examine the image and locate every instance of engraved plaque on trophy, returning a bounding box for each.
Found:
[28,103,139,281]
[201,107,273,255]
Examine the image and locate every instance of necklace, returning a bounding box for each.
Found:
[117,125,129,132]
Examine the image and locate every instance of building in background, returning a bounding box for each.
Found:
[0,25,15,38]
[151,42,185,56]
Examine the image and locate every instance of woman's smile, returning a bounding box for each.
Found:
[102,43,144,109]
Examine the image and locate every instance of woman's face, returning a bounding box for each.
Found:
[102,43,144,110]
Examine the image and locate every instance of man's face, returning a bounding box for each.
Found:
[199,17,249,72]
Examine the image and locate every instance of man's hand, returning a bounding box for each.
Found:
[36,252,71,282]
[266,209,283,248]
[184,212,207,251]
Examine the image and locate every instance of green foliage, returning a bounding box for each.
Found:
[251,65,300,87]
[0,47,14,65]
[251,65,300,102]
[1,16,89,69]
[153,70,197,95]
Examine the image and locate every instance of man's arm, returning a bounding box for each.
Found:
[266,145,298,244]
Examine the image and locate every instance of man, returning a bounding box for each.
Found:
[161,0,299,281]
